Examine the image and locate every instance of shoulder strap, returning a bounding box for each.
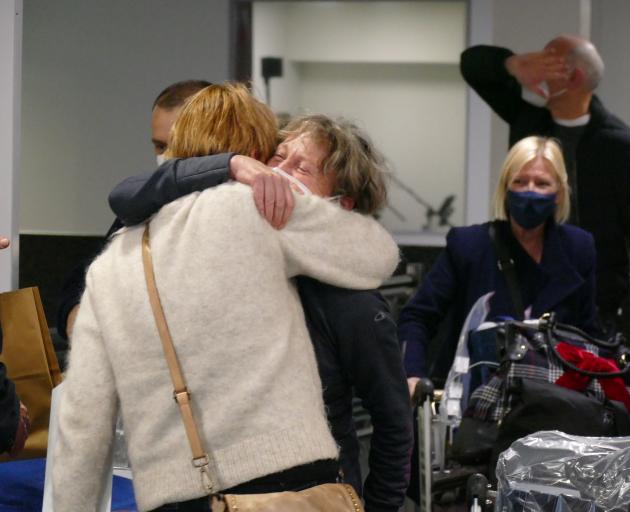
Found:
[141,225,215,493]
[489,221,525,320]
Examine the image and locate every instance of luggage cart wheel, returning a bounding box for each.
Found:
[466,473,489,512]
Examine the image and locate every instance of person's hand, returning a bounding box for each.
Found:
[229,155,295,229]
[505,49,569,98]
[407,376,420,399]
[8,402,30,457]
[0,237,9,250]
[229,155,272,186]
[251,172,295,230]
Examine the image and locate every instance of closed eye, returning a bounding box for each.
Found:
[268,156,283,167]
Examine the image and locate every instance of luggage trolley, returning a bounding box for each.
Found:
[410,292,630,511]
[411,293,496,511]
[413,378,492,512]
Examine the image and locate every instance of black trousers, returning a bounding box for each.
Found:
[151,459,339,511]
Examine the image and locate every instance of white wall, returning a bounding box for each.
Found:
[464,0,493,227]
[253,1,468,237]
[20,0,231,236]
[20,0,626,240]
[592,0,630,126]
[298,62,466,232]
[283,2,465,63]
[0,0,22,290]
[252,3,299,115]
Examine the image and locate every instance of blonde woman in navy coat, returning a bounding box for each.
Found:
[399,136,597,394]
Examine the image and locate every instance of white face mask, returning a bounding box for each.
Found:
[156,153,167,167]
[271,167,312,195]
[522,81,568,108]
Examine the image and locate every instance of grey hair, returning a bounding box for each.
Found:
[569,41,605,90]
[280,114,389,214]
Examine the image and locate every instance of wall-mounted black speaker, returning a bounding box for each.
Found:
[262,57,283,80]
[261,56,283,104]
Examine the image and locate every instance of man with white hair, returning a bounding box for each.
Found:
[461,35,630,336]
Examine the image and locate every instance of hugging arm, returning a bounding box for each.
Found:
[279,196,399,290]
[109,154,294,229]
[109,154,235,226]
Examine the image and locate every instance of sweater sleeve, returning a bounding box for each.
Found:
[109,153,234,226]
[52,274,118,510]
[398,230,461,377]
[279,197,399,290]
[460,45,524,125]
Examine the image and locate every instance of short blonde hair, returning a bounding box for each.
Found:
[281,115,388,214]
[492,136,570,224]
[165,82,277,163]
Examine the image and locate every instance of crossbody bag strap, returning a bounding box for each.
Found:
[489,221,525,320]
[141,225,215,493]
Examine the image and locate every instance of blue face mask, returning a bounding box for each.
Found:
[506,190,557,229]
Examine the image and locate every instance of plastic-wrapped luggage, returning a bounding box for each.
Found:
[495,430,630,512]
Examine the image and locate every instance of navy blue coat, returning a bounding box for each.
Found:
[398,221,597,380]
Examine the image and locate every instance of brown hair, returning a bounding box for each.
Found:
[280,115,388,214]
[165,83,277,163]
[152,80,212,110]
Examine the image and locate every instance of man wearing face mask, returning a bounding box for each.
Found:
[151,80,212,161]
[460,36,630,338]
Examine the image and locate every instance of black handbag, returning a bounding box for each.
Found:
[451,416,498,465]
[489,377,630,476]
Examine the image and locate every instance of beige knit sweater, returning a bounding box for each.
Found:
[52,183,399,511]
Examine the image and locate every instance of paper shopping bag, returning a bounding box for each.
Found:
[0,287,62,460]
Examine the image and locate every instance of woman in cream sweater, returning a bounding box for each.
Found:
[53,83,399,511]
